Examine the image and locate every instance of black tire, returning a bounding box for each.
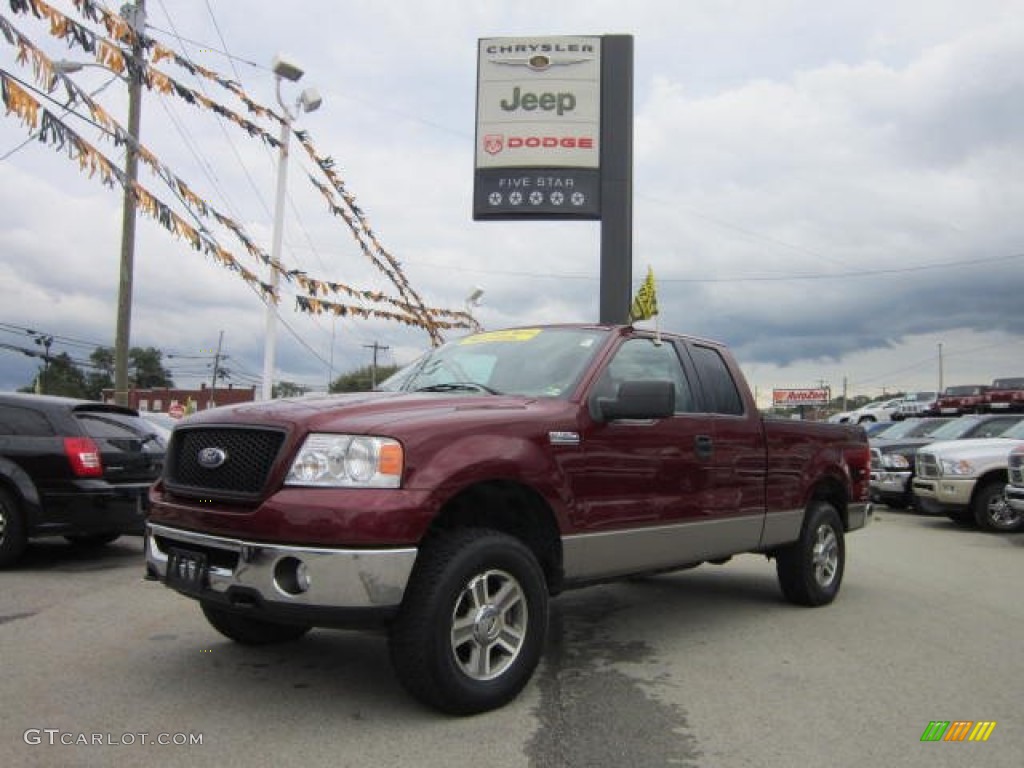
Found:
[65,533,121,547]
[857,416,876,424]
[389,528,548,715]
[200,602,311,645]
[973,479,1023,533]
[0,488,28,568]
[776,501,845,606]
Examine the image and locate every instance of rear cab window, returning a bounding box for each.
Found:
[688,344,745,415]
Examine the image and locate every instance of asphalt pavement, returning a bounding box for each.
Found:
[1,508,1021,767]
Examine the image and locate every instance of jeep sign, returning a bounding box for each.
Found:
[474,36,602,219]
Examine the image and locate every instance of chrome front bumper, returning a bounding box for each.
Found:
[870,470,911,495]
[146,523,417,610]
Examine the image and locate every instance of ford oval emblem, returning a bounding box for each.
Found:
[197,447,227,469]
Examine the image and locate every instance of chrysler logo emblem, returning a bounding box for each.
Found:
[197,447,227,469]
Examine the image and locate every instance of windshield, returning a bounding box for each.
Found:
[876,418,948,440]
[1002,421,1024,439]
[992,378,1024,389]
[928,416,1016,440]
[378,327,609,397]
[943,386,984,396]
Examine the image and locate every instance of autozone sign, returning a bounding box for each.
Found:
[476,36,601,169]
[773,388,830,407]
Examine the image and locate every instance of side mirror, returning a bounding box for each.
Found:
[595,380,675,421]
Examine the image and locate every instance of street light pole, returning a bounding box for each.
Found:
[113,0,146,406]
[260,56,321,400]
[261,111,291,401]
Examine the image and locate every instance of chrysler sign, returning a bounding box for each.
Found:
[474,36,602,219]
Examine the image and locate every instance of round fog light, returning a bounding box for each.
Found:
[274,556,311,596]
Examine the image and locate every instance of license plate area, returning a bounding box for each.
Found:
[166,548,209,595]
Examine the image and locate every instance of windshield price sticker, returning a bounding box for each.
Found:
[460,329,542,345]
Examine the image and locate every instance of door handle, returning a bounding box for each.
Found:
[695,435,713,459]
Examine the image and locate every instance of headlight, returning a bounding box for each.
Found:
[881,454,910,470]
[938,458,974,477]
[286,434,403,488]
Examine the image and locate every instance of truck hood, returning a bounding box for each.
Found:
[919,437,1024,461]
[180,391,564,436]
[871,438,934,454]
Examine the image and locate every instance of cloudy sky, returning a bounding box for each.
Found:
[1,0,1022,408]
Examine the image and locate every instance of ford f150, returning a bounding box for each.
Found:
[144,324,871,714]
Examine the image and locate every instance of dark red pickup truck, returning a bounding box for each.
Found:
[145,324,871,714]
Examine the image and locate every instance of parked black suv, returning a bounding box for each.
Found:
[0,393,166,567]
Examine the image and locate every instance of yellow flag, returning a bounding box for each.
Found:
[629,266,659,322]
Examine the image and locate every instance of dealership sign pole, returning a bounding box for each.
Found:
[474,35,634,324]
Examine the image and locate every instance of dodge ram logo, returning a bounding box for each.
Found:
[197,447,227,469]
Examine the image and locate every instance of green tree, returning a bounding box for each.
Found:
[330,364,399,393]
[84,346,114,400]
[32,352,90,398]
[130,346,174,388]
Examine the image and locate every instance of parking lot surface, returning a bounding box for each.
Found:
[1,509,1021,767]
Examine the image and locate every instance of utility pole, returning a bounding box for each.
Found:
[113,0,146,406]
[33,334,53,394]
[209,330,224,410]
[938,343,944,393]
[363,341,390,390]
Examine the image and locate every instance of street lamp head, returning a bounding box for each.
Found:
[298,87,322,113]
[466,287,485,306]
[272,54,305,82]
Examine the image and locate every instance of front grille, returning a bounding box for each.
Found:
[165,426,287,501]
[916,453,940,479]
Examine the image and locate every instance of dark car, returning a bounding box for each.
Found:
[0,393,165,567]
[870,414,1022,508]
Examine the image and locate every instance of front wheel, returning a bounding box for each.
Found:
[776,501,846,606]
[389,528,548,715]
[973,479,1023,533]
[200,602,311,645]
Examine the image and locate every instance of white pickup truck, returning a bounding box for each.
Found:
[912,419,1024,532]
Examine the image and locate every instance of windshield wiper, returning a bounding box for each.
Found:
[414,382,502,395]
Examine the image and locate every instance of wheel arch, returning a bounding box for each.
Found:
[808,475,850,529]
[423,479,564,594]
[970,469,1009,506]
[0,458,43,525]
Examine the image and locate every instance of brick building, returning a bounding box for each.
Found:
[102,383,256,413]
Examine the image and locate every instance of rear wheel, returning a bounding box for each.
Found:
[389,528,548,715]
[200,602,311,645]
[973,479,1023,533]
[0,488,28,568]
[776,501,845,606]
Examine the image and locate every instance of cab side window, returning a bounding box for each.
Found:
[595,338,696,413]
